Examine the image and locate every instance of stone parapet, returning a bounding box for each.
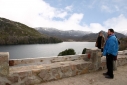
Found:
[0,50,127,85]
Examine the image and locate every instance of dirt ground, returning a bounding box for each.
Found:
[37,64,127,85]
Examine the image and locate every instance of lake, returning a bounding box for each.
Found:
[0,42,96,59]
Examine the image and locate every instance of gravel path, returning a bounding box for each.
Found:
[37,64,127,85]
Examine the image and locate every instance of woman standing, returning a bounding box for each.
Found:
[95,31,105,52]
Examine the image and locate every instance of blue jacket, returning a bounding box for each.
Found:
[103,34,119,56]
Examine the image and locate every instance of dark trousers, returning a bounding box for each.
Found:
[106,54,114,78]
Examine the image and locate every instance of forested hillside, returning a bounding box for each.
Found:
[119,37,127,50]
[0,17,62,45]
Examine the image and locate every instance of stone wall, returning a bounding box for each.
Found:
[0,49,127,85]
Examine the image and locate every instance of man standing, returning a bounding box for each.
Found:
[103,29,119,79]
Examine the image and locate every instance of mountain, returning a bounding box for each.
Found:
[82,31,126,42]
[120,30,127,36]
[36,27,92,41]
[0,17,62,45]
[36,28,126,42]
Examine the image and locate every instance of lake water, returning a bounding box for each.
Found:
[0,42,96,59]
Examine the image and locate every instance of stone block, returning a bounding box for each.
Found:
[9,60,14,66]
[123,50,127,55]
[70,65,76,71]
[113,61,117,70]
[85,49,101,71]
[0,52,9,76]
[24,76,42,85]
[80,68,89,74]
[38,69,52,81]
[7,76,18,84]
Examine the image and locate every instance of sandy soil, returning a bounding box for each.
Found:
[37,64,127,85]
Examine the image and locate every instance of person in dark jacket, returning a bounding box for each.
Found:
[103,28,119,79]
[95,31,105,52]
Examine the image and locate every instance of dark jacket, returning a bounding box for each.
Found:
[95,35,105,49]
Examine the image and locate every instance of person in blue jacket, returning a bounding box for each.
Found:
[103,28,119,79]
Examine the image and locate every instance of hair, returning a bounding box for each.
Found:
[98,31,102,34]
[99,31,101,33]
[108,28,114,33]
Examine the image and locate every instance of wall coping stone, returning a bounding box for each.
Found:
[9,54,87,66]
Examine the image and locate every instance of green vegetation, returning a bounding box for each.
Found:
[58,48,76,56]
[0,17,62,45]
[82,48,87,54]
[119,37,127,50]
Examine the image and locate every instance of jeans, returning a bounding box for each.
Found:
[106,54,114,78]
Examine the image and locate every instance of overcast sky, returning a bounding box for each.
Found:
[0,0,127,33]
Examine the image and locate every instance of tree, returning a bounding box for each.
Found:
[58,48,76,56]
[82,48,87,54]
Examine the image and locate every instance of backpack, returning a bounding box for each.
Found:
[115,35,120,45]
[118,39,120,45]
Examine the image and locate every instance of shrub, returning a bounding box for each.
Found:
[82,48,87,54]
[58,48,76,56]
[119,37,127,50]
